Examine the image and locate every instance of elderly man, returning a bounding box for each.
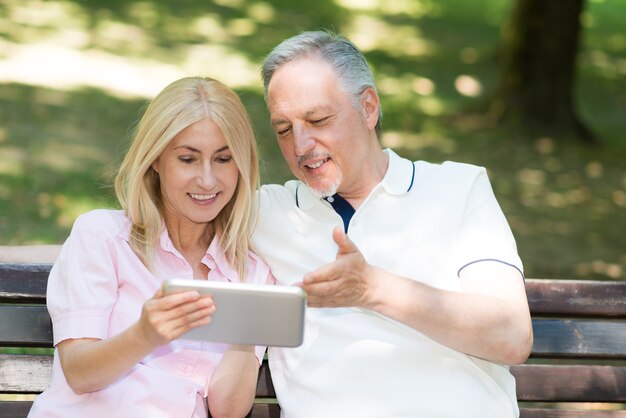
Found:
[252,30,532,418]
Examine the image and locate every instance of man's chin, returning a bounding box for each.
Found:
[306,180,340,199]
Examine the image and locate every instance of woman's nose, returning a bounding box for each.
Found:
[197,163,216,187]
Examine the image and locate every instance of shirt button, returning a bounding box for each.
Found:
[186,386,194,394]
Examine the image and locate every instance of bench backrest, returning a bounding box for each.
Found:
[1,263,625,417]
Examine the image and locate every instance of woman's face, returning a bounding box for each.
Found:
[152,118,239,228]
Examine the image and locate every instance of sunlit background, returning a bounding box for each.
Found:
[1,0,625,280]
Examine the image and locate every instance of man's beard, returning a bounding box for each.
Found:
[307,173,342,199]
[297,151,342,198]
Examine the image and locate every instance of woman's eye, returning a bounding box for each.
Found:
[216,156,233,164]
[178,156,195,164]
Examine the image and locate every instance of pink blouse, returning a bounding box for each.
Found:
[28,209,273,418]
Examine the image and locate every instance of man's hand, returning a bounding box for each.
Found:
[301,227,376,308]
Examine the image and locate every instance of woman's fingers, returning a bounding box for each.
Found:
[140,291,215,344]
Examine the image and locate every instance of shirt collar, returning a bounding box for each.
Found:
[380,148,416,195]
[161,230,239,281]
[295,148,415,210]
[159,229,238,281]
[205,234,239,282]
[118,216,238,281]
[294,181,326,211]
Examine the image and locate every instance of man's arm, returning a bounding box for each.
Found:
[301,227,533,365]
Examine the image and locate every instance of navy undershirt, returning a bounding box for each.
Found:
[323,194,355,233]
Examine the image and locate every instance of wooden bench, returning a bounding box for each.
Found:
[1,262,625,417]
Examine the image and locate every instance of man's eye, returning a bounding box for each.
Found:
[276,127,291,136]
[311,117,329,125]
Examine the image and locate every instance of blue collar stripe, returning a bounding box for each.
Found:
[295,183,300,207]
[407,161,415,192]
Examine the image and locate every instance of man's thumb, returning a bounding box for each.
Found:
[333,226,357,255]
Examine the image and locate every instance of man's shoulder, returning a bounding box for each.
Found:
[387,148,484,177]
[414,160,486,185]
[258,181,301,207]
[416,159,485,176]
[406,160,488,198]
[253,182,303,244]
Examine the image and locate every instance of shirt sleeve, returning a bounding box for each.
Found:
[47,211,121,345]
[454,168,523,277]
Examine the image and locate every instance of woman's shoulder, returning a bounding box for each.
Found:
[71,209,129,238]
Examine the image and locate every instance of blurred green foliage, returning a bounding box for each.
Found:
[0,0,624,280]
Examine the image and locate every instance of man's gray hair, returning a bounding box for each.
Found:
[261,30,383,138]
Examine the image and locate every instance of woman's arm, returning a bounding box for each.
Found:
[207,345,260,418]
[57,288,214,394]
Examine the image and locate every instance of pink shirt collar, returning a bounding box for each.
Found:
[117,216,240,282]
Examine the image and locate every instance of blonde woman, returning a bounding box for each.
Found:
[28,77,273,418]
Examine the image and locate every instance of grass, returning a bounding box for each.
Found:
[0,0,624,280]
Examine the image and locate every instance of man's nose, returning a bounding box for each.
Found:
[292,126,315,156]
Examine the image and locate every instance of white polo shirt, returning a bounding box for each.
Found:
[253,149,523,418]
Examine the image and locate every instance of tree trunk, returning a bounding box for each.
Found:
[490,0,594,142]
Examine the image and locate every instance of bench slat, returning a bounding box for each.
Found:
[5,308,625,359]
[0,264,50,303]
[4,400,625,417]
[520,409,626,418]
[6,356,624,403]
[0,401,281,418]
[2,265,625,319]
[512,364,626,402]
[526,279,626,318]
[0,402,34,418]
[246,404,280,418]
[0,307,52,347]
[532,319,626,358]
[0,355,53,393]
[0,355,277,396]
[257,361,275,397]
[0,356,280,417]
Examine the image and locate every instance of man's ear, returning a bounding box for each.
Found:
[360,87,380,131]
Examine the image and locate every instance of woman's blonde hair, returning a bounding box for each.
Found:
[115,77,259,280]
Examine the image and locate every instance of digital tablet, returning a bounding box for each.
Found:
[162,278,306,347]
